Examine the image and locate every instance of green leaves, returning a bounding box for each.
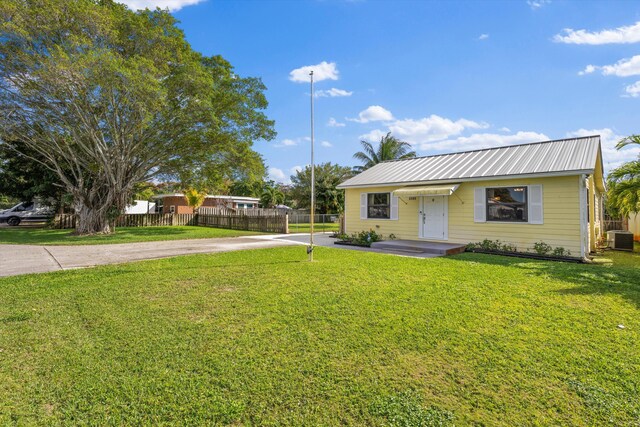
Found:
[353,132,416,172]
[290,163,353,214]
[0,0,274,233]
[607,135,640,216]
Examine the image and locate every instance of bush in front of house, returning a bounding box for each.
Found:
[466,239,573,260]
[336,229,386,247]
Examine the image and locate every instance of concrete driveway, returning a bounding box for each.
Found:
[0,236,300,278]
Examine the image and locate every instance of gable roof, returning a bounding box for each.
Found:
[338,135,602,188]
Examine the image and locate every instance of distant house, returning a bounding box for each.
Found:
[125,200,156,214]
[337,136,605,259]
[153,194,260,214]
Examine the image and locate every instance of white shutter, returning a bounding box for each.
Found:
[474,187,486,222]
[528,185,543,224]
[390,195,399,220]
[360,193,367,219]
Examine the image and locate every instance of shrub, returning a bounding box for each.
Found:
[533,241,552,255]
[552,247,571,257]
[500,242,518,252]
[351,229,383,247]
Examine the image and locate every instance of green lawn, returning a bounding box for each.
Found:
[0,225,262,245]
[288,222,339,233]
[1,247,639,425]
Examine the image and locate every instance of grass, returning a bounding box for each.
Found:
[0,225,262,245]
[1,247,639,425]
[288,222,339,234]
[592,242,640,268]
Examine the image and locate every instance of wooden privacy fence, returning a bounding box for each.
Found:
[198,211,288,233]
[53,211,288,233]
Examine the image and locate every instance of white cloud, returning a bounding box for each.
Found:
[554,21,640,45]
[268,167,286,182]
[388,115,488,144]
[290,165,303,174]
[625,81,640,97]
[566,128,638,171]
[578,64,597,76]
[358,129,388,142]
[527,0,550,10]
[315,88,353,98]
[274,138,298,148]
[117,0,204,11]
[289,61,339,83]
[321,141,333,147]
[580,55,640,77]
[420,131,549,152]
[349,105,394,123]
[500,127,511,132]
[478,34,489,40]
[327,117,345,127]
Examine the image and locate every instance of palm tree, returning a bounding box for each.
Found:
[353,132,416,172]
[607,135,640,216]
[184,188,207,213]
[261,185,284,208]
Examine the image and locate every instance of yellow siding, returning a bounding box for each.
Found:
[345,175,583,255]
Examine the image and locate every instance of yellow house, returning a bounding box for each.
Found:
[338,136,606,259]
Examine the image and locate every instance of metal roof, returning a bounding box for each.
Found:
[338,135,602,188]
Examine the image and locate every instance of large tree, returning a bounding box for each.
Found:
[353,132,416,172]
[290,163,352,214]
[0,139,67,204]
[0,0,274,234]
[607,135,640,217]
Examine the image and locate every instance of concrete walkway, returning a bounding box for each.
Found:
[0,237,298,278]
[269,233,441,258]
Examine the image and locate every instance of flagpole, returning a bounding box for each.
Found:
[309,70,315,262]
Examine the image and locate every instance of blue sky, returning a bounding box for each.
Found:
[121,0,640,183]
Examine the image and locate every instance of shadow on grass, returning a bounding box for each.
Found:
[451,252,640,309]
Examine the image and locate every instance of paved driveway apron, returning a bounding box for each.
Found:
[0,237,298,277]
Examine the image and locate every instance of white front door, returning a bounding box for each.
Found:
[420,196,447,240]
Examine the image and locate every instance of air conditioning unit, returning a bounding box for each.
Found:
[607,230,634,251]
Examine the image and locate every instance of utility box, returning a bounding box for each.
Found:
[607,230,634,251]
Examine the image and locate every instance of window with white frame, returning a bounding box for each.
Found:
[367,193,390,219]
[486,187,528,222]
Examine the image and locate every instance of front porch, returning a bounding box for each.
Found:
[371,239,467,255]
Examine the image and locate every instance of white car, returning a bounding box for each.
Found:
[0,201,54,226]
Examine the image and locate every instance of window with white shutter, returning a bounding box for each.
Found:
[474,187,486,222]
[390,195,399,220]
[528,184,543,224]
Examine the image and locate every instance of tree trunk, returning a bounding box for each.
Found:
[74,205,112,235]
[71,186,130,235]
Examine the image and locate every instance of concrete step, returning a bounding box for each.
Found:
[371,240,466,255]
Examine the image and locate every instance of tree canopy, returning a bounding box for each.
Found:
[290,163,353,214]
[0,0,275,233]
[353,132,416,172]
[607,135,640,217]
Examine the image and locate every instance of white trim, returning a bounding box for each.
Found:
[337,170,594,189]
[527,184,543,225]
[343,193,347,234]
[390,195,399,220]
[579,174,587,259]
[474,187,486,223]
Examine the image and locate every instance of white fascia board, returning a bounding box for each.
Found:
[337,170,594,190]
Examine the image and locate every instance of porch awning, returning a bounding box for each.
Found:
[393,184,460,197]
